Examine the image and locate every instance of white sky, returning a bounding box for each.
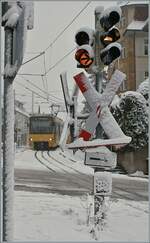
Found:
[12,1,119,114]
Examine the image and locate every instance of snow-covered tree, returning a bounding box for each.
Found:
[111,91,148,151]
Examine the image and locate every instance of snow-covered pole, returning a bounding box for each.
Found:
[93,7,105,232]
[93,5,122,235]
[2,2,34,240]
[94,6,104,139]
[0,2,2,242]
[3,26,15,242]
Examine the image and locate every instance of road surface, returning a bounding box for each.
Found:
[14,150,148,201]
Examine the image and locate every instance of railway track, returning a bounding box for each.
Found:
[34,150,93,191]
[34,150,148,201]
[48,151,93,180]
[34,151,56,173]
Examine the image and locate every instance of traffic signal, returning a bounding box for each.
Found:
[98,6,122,66]
[74,27,95,69]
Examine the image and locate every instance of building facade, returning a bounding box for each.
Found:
[14,100,29,147]
[115,2,149,91]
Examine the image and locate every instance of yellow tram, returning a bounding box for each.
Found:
[29,114,63,150]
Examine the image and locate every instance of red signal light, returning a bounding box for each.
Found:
[75,49,94,68]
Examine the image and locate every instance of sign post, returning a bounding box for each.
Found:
[72,4,130,238]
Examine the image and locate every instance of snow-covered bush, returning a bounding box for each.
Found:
[137,78,149,103]
[111,91,148,151]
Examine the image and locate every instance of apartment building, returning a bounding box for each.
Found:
[116,1,149,91]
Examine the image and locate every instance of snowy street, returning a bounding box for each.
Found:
[13,149,149,241]
[15,149,148,201]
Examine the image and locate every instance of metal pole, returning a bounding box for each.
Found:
[0,2,3,241]
[93,6,106,233]
[95,7,104,139]
[3,27,15,242]
[32,91,34,114]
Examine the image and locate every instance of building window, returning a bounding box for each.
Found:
[122,17,126,28]
[144,38,148,55]
[118,16,126,29]
[144,71,149,79]
[121,47,126,59]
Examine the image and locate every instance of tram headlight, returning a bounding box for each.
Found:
[49,138,53,141]
[30,137,33,141]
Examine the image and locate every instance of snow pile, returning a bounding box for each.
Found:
[130,170,145,177]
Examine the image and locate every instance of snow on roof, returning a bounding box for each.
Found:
[126,19,148,31]
[119,1,149,7]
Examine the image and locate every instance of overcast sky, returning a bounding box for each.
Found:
[13,1,120,115]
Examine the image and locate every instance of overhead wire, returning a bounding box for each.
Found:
[16,81,65,107]
[19,1,91,69]
[18,75,64,102]
[16,1,92,111]
[45,47,76,75]
[21,52,45,66]
[44,1,91,52]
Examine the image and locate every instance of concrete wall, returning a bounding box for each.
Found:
[117,145,148,174]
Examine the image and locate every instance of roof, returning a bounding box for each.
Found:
[126,19,148,31]
[124,19,149,35]
[119,1,149,7]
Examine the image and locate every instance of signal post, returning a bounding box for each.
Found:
[73,5,123,234]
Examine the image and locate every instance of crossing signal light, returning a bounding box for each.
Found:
[100,27,120,46]
[99,6,122,31]
[99,6,122,66]
[75,45,94,68]
[75,27,95,69]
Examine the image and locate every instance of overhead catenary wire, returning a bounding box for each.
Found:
[19,1,91,68]
[18,76,64,102]
[15,81,65,107]
[45,47,76,75]
[16,2,92,112]
[44,1,92,52]
[21,52,45,66]
[17,47,75,76]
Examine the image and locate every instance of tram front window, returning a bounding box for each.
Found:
[30,117,55,134]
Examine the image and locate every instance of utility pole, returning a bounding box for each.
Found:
[0,2,2,241]
[2,2,34,240]
[32,91,34,114]
[3,26,15,242]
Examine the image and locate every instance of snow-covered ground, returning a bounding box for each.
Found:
[14,190,149,242]
[14,149,149,242]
